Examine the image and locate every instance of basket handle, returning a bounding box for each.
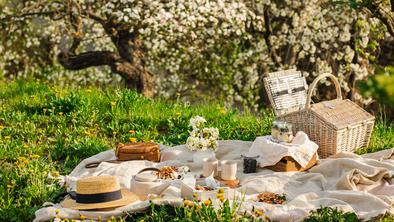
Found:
[305,73,342,109]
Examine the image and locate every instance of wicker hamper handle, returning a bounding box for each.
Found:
[305,73,342,109]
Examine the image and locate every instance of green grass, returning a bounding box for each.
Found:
[0,80,393,221]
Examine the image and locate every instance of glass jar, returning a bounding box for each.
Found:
[271,120,281,141]
[271,120,293,143]
[278,122,293,143]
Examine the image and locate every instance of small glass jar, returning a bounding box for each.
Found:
[271,120,281,140]
[278,122,293,143]
[271,120,293,143]
[242,155,259,174]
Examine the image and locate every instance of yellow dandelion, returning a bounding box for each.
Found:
[183,199,195,207]
[129,130,136,135]
[112,131,117,136]
[129,137,137,143]
[86,89,92,93]
[4,136,11,140]
[216,193,223,199]
[193,193,198,198]
[218,188,224,194]
[55,209,60,214]
[80,214,86,220]
[203,199,212,206]
[110,101,116,107]
[255,209,264,217]
[52,171,60,177]
[18,164,24,169]
[0,125,4,130]
[23,144,29,149]
[31,154,40,159]
[218,195,225,202]
[175,112,181,116]
[220,108,227,114]
[24,159,29,165]
[97,216,101,221]
[58,112,63,116]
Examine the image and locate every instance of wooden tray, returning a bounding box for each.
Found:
[215,177,240,188]
[199,175,240,188]
[266,152,317,172]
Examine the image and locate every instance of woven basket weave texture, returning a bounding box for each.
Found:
[264,71,375,158]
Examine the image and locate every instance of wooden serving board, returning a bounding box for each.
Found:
[199,175,240,188]
[266,152,317,172]
[215,177,240,188]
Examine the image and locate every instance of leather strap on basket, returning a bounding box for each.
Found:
[305,73,342,109]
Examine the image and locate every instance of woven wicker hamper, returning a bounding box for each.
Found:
[264,71,375,158]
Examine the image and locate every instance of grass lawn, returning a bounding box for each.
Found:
[0,80,393,221]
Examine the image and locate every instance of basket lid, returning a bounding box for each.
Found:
[310,99,375,130]
[263,69,308,116]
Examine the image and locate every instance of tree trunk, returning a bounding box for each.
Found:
[110,29,154,97]
[378,38,394,66]
[111,60,153,98]
[367,1,394,38]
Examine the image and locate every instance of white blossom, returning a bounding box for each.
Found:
[186,116,219,151]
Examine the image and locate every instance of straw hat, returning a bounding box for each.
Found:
[61,175,139,210]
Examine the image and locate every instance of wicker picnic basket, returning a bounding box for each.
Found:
[264,70,375,158]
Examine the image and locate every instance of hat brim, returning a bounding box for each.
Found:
[61,189,139,210]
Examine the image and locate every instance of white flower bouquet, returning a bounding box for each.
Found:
[186,116,219,151]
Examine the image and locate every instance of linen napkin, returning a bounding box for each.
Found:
[248,131,318,168]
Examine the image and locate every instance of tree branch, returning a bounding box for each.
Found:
[69,37,81,54]
[58,51,120,70]
[0,11,58,23]
[87,11,106,24]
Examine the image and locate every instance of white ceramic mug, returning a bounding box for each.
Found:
[202,158,218,178]
[220,160,237,180]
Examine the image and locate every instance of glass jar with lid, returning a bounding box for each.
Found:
[271,120,293,143]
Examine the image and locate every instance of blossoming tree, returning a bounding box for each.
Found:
[2,0,160,96]
[0,0,391,108]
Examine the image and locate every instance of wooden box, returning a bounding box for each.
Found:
[266,152,317,172]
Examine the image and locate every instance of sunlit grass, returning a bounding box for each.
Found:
[0,80,393,221]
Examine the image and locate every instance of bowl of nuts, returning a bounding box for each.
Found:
[257,192,286,205]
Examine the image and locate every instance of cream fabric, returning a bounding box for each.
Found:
[34,140,394,222]
[248,131,318,168]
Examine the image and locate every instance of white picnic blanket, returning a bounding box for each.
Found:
[248,131,318,168]
[34,140,394,222]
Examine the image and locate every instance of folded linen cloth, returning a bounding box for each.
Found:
[248,131,318,168]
